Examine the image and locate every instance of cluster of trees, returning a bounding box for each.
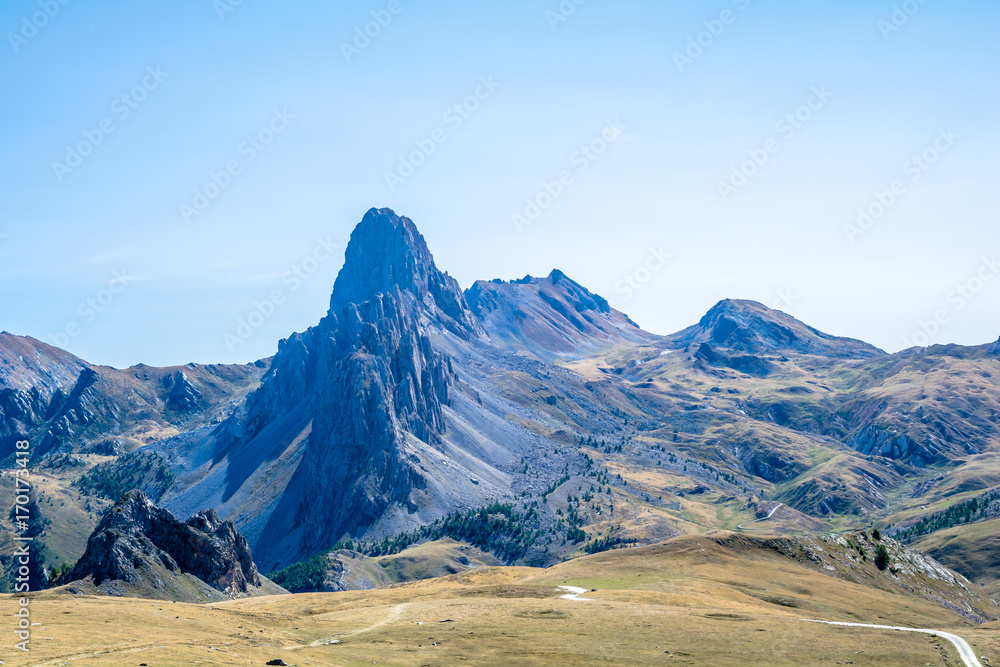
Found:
[542,474,571,499]
[73,451,175,502]
[269,503,544,593]
[560,495,587,543]
[417,503,541,562]
[584,530,637,555]
[266,551,330,593]
[891,488,1000,542]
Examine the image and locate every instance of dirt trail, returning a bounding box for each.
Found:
[285,602,411,649]
[801,619,983,667]
[556,581,983,667]
[737,503,783,530]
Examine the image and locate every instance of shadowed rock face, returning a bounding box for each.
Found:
[211,208,470,562]
[302,291,456,547]
[0,334,89,457]
[164,371,204,412]
[669,299,884,359]
[67,489,261,596]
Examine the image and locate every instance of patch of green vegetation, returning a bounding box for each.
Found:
[891,487,1000,542]
[584,531,637,555]
[268,551,330,593]
[875,543,890,571]
[72,451,175,503]
[270,504,543,592]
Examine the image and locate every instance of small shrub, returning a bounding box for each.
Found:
[874,543,890,571]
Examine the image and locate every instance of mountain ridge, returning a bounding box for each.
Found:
[466,268,659,361]
[668,298,885,359]
[4,208,1000,599]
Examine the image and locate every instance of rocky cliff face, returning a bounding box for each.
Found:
[0,333,89,458]
[66,489,264,598]
[302,290,456,548]
[205,209,478,565]
[0,332,89,394]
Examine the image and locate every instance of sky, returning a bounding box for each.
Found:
[0,0,997,368]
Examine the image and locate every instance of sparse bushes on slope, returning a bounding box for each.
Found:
[890,487,1000,542]
[584,531,637,554]
[73,451,175,502]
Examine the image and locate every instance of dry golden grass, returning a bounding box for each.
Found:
[3,536,995,666]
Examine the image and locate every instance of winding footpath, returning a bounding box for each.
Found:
[285,602,410,650]
[554,585,983,666]
[736,502,783,530]
[801,620,983,667]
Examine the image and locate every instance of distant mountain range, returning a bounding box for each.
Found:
[2,208,998,600]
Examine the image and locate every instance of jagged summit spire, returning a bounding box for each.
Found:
[330,208,435,309]
[328,208,481,337]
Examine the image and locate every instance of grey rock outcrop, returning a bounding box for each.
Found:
[66,489,261,596]
[330,208,481,338]
[164,370,204,412]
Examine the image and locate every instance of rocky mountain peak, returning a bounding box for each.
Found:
[465,269,655,361]
[670,299,884,359]
[202,210,475,566]
[65,489,263,598]
[330,208,433,306]
[329,208,479,337]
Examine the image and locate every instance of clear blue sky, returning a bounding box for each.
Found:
[1,0,997,367]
